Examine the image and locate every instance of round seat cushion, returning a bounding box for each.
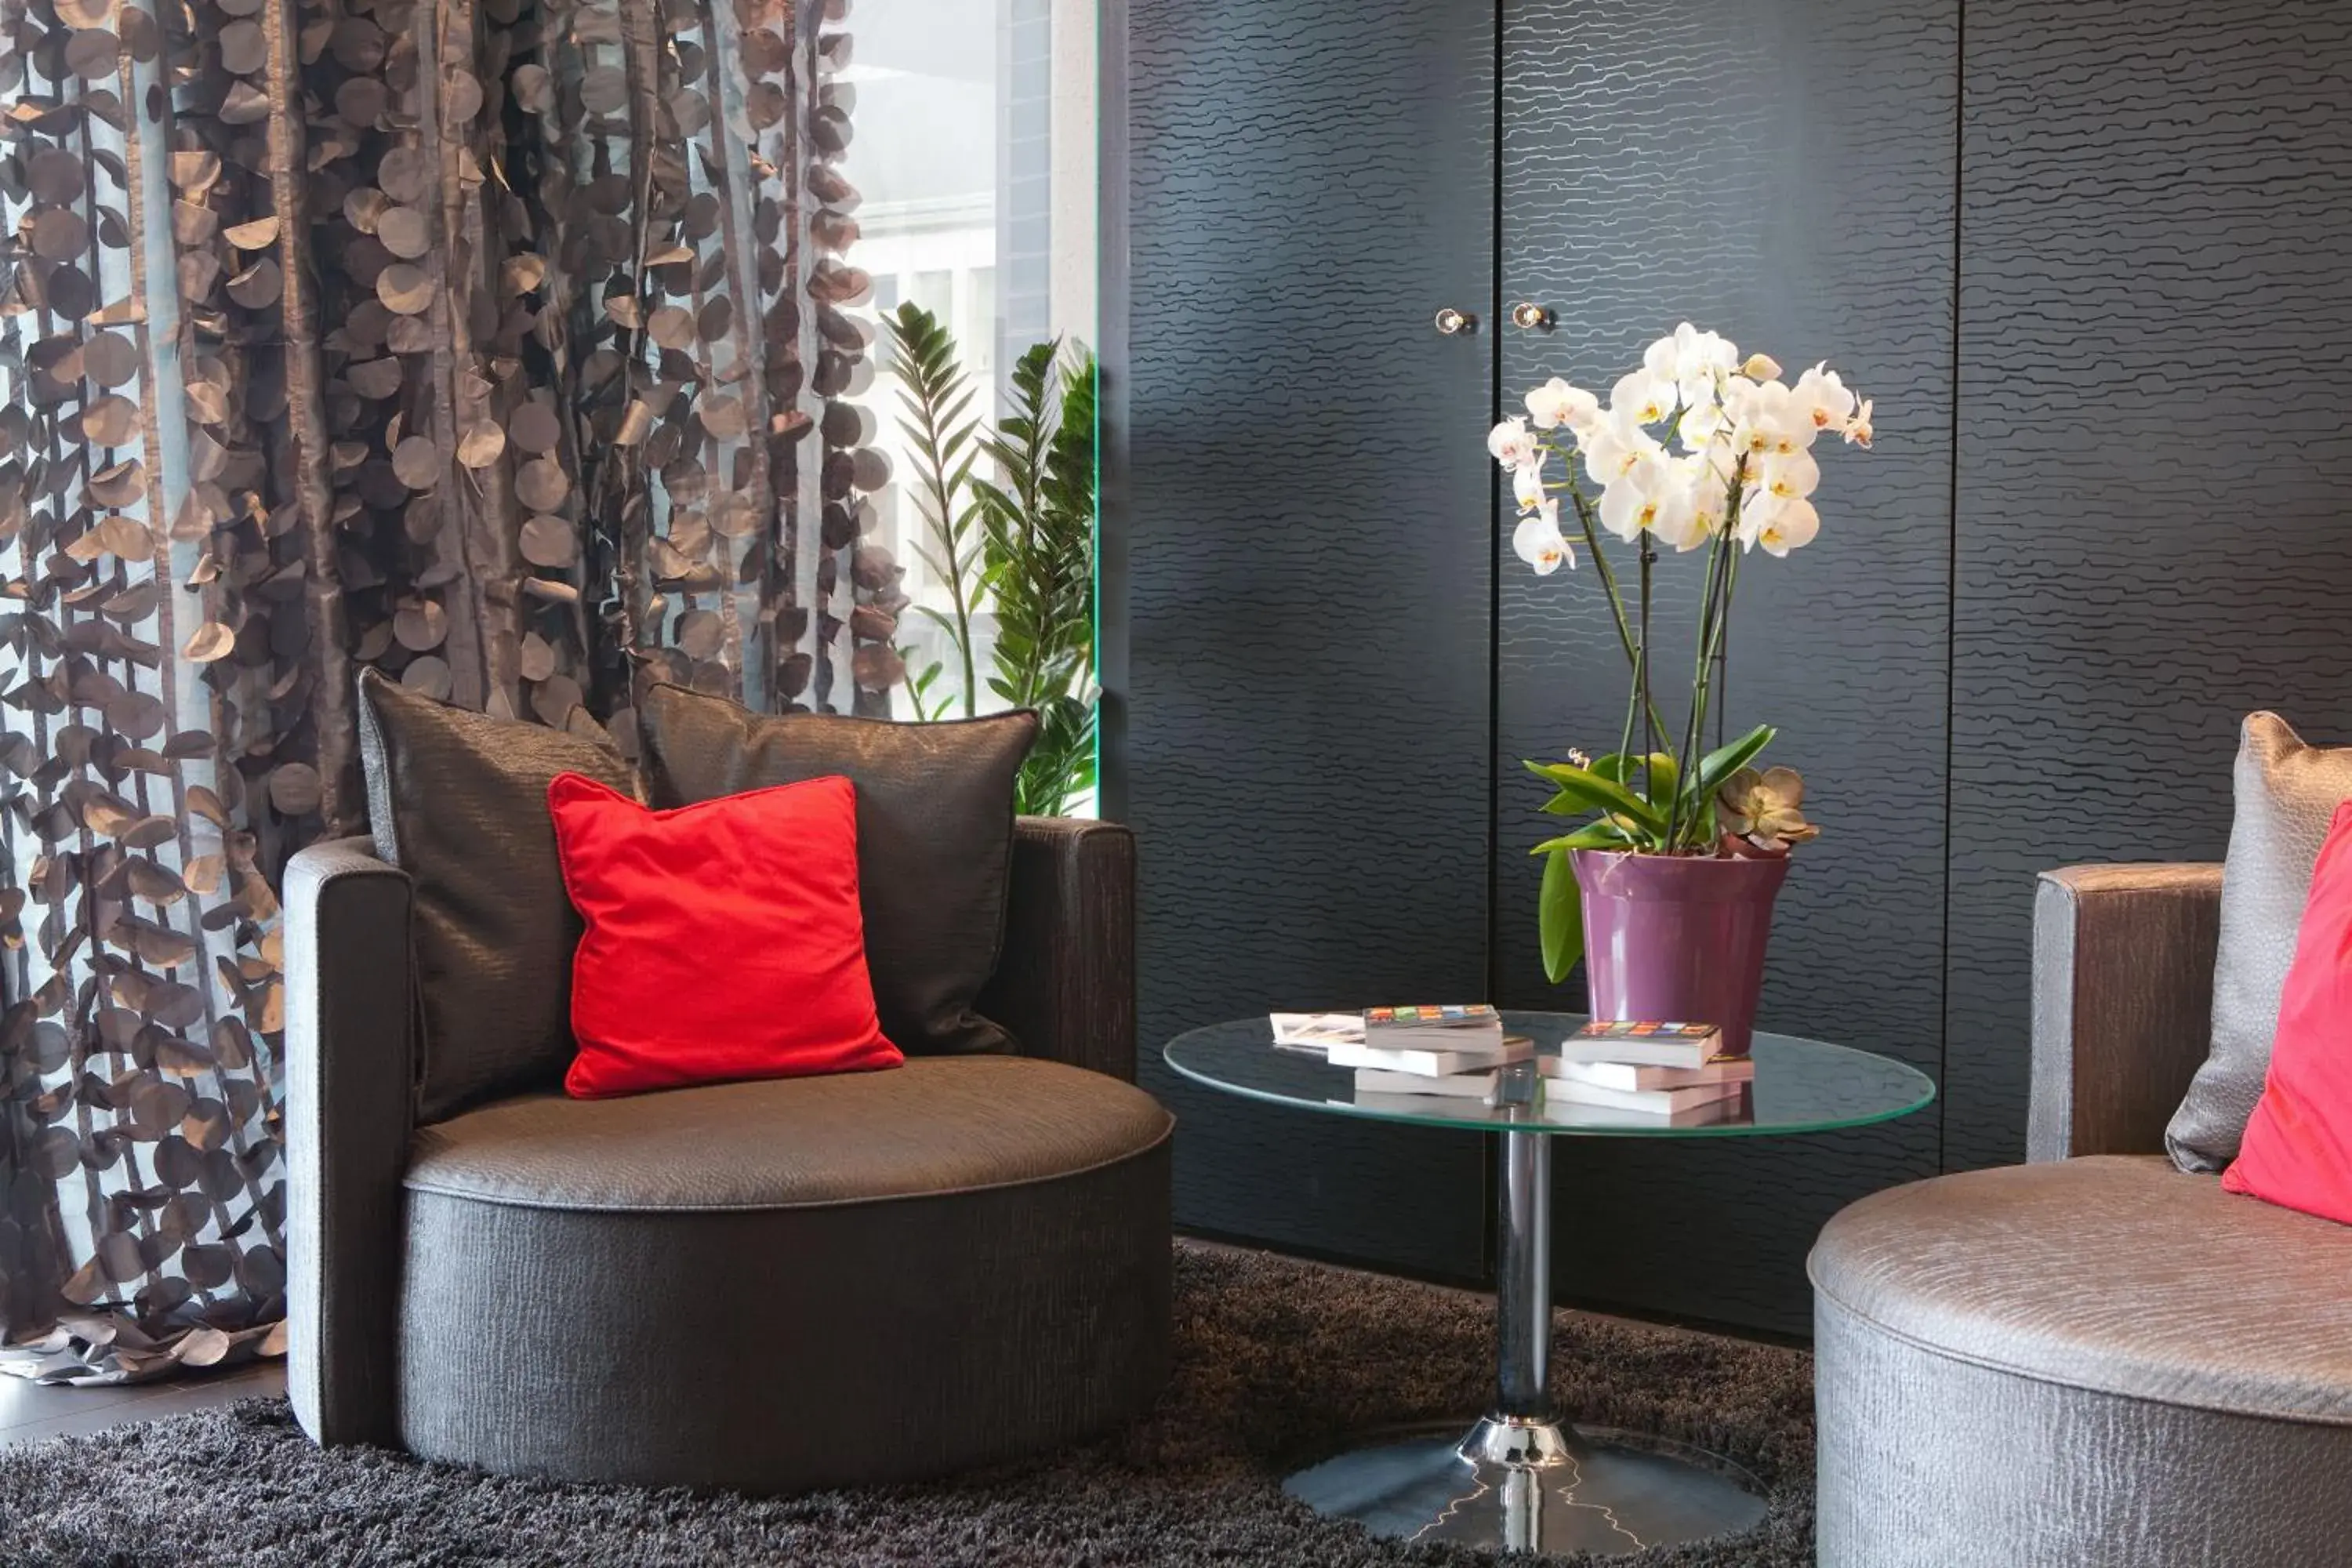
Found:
[1811,1153,2352,1423]
[394,1055,1173,1494]
[406,1054,1172,1211]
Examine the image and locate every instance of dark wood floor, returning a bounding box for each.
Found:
[0,1360,284,1448]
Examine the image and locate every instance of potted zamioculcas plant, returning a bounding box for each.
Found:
[1491,323,1875,1055]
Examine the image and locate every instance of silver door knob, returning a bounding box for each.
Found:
[1432,307,1479,336]
[1511,302,1555,332]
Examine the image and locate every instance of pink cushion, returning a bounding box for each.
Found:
[2225,800,2352,1225]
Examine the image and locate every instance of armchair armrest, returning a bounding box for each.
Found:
[283,837,415,1446]
[2029,863,2223,1162]
[979,818,1137,1081]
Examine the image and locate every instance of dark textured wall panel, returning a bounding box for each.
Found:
[1948,2,2352,1171]
[1495,0,1958,1334]
[1123,2,1497,1278]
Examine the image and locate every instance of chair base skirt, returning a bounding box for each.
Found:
[397,1138,1171,1494]
[1816,1294,2352,1568]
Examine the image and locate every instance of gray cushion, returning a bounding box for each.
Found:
[356,670,638,1123]
[2168,713,2352,1172]
[637,684,1038,1057]
[1809,1155,2352,1424]
[406,1054,1173,1211]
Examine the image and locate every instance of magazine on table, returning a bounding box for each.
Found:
[1268,1013,1366,1055]
[1268,1004,1505,1059]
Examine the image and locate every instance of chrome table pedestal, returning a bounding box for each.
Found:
[1283,1131,1768,1557]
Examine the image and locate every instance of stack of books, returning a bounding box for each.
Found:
[1333,1006,1531,1101]
[1270,1006,1532,1102]
[1539,1021,1754,1125]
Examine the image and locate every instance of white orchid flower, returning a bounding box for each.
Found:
[1670,324,1740,405]
[1647,473,1711,552]
[1576,409,1664,485]
[1791,362,1857,434]
[1740,352,1782,380]
[1608,369,1678,427]
[1843,397,1875,448]
[1642,332,1681,383]
[1512,503,1575,575]
[1730,379,1814,459]
[1595,446,1675,541]
[1761,449,1820,503]
[1526,378,1600,433]
[1675,396,1730,453]
[1684,453,1733,538]
[1755,496,1820,556]
[1511,457,1550,512]
[1488,416,1541,470]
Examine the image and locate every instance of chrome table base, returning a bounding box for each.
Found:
[1284,1419,1766,1556]
[1281,1131,1767,1559]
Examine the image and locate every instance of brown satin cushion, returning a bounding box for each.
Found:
[637,684,1036,1055]
[356,670,638,1122]
[2167,713,2352,1172]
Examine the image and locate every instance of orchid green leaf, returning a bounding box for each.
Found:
[1539,846,1584,986]
[1530,821,1634,856]
[1523,759,1665,833]
[1685,724,1777,805]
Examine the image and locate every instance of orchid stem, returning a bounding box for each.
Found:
[1559,466,1670,743]
[1663,459,1748,851]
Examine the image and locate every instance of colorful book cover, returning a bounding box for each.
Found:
[1367,1004,1498,1029]
[1571,1020,1719,1042]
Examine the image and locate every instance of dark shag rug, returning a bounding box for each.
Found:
[0,1246,1814,1566]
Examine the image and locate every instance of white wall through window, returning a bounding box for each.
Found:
[838,0,1098,729]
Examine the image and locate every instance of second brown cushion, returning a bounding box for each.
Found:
[357,668,640,1121]
[637,684,1038,1056]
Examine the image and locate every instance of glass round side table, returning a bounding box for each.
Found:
[1163,1011,1935,1559]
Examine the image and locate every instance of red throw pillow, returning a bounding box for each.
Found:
[2223,800,2352,1223]
[547,771,901,1098]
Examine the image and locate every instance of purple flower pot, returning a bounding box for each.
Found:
[1570,850,1790,1058]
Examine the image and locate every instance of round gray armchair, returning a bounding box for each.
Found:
[1810,864,2352,1567]
[285,818,1173,1494]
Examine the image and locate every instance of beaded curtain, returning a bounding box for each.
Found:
[0,0,901,1377]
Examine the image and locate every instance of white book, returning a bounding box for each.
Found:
[1352,1066,1497,1100]
[1328,1035,1534,1078]
[1548,1056,1755,1093]
[1362,1004,1505,1052]
[1543,1076,1748,1116]
[1540,1092,1747,1129]
[1549,1035,1727,1071]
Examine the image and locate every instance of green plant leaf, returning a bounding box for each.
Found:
[1641,751,1679,808]
[1588,753,1634,782]
[883,302,987,717]
[1539,847,1584,986]
[1524,759,1664,833]
[1686,723,1777,805]
[1530,821,1635,856]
